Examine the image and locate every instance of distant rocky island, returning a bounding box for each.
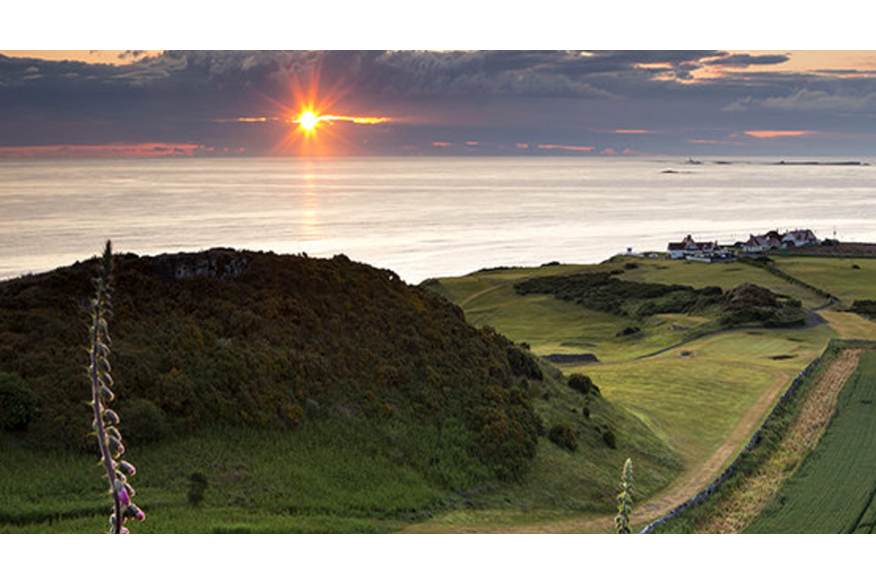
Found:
[674,159,870,167]
[776,160,869,166]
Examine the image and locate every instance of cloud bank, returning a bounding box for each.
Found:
[2,50,876,156]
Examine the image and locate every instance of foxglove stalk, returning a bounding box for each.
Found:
[615,458,634,534]
[89,241,143,534]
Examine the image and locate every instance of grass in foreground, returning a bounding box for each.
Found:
[0,420,448,534]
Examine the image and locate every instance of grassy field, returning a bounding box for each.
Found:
[419,256,855,532]
[431,257,830,364]
[0,420,447,533]
[576,328,832,465]
[618,258,827,309]
[772,257,876,307]
[746,351,876,533]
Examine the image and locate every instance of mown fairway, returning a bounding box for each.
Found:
[746,351,876,533]
[577,328,832,465]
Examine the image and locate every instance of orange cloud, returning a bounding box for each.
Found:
[431,142,451,148]
[318,114,391,125]
[537,144,594,153]
[614,129,652,134]
[515,143,529,149]
[744,130,816,139]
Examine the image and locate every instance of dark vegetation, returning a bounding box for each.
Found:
[0,372,37,431]
[720,284,807,328]
[0,249,542,484]
[513,271,723,318]
[850,300,876,319]
[514,271,806,328]
[548,423,577,451]
[568,373,600,396]
[782,241,876,258]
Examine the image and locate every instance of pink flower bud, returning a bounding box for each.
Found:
[126,504,145,522]
[117,482,131,506]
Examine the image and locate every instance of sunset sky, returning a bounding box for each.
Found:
[3,50,876,158]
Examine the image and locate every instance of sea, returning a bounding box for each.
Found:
[2,156,875,284]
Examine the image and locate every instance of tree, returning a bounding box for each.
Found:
[615,458,634,534]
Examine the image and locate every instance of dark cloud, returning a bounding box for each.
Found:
[2,50,876,156]
[111,50,732,98]
[709,53,790,68]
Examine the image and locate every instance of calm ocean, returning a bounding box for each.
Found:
[1,156,875,284]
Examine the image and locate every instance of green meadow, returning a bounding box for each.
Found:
[772,256,876,307]
[423,254,876,532]
[0,420,445,534]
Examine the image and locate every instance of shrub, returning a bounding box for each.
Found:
[0,372,37,431]
[721,284,806,328]
[616,326,640,337]
[507,346,543,381]
[568,373,600,396]
[602,428,617,449]
[851,300,876,317]
[548,423,578,452]
[188,472,209,507]
[120,398,170,446]
[474,398,541,480]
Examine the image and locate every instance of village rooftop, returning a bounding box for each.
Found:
[665,229,821,262]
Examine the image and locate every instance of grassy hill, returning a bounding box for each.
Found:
[0,249,676,533]
[0,249,547,480]
[10,250,875,533]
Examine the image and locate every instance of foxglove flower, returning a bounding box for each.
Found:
[89,241,143,534]
[615,458,634,534]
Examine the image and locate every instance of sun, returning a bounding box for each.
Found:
[297,110,320,132]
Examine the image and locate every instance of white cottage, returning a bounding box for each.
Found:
[782,229,820,248]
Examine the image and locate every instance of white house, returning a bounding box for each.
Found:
[782,229,820,248]
[667,235,720,259]
[742,233,782,253]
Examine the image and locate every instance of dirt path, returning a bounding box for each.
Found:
[458,284,502,308]
[696,348,865,533]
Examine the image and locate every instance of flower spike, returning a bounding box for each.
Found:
[89,241,142,534]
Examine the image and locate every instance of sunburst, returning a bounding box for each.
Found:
[253,58,392,156]
[296,110,321,133]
